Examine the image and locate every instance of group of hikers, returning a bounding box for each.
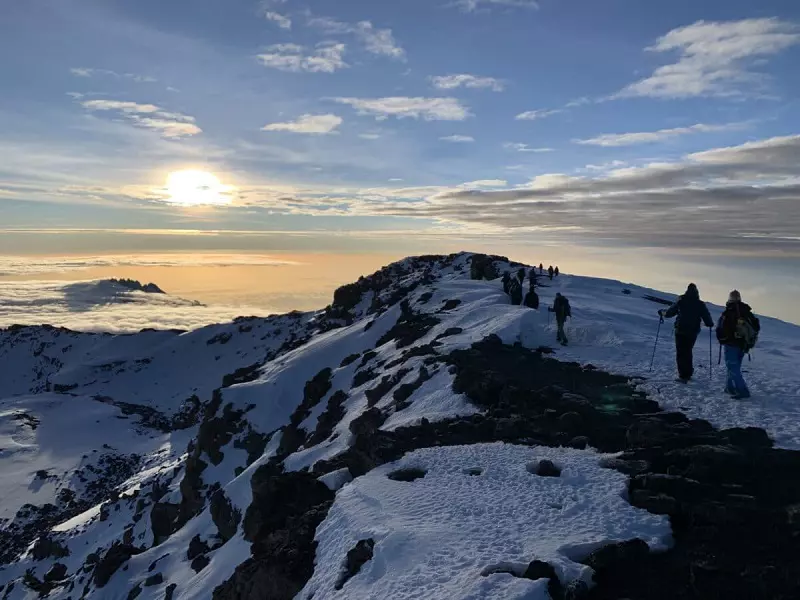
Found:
[501,265,570,346]
[499,266,761,400]
[658,284,760,399]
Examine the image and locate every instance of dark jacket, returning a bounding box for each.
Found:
[552,295,571,322]
[663,287,713,335]
[717,301,760,349]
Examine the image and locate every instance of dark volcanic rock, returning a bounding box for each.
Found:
[210,490,242,543]
[336,539,375,590]
[387,468,427,482]
[94,543,143,587]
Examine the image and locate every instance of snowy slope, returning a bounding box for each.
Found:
[0,252,798,600]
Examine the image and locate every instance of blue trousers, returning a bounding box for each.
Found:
[724,345,750,398]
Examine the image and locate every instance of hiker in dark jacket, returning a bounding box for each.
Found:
[549,292,571,345]
[716,290,760,399]
[658,283,713,382]
[508,276,523,306]
[502,272,511,295]
[523,283,540,310]
[548,265,554,280]
[539,263,544,274]
[516,268,526,285]
[554,266,560,277]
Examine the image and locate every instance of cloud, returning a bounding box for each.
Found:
[515,108,562,120]
[440,135,475,143]
[262,114,343,134]
[256,42,347,73]
[364,134,800,253]
[70,67,156,83]
[503,143,553,152]
[307,16,405,60]
[331,97,471,121]
[431,74,505,92]
[0,254,299,276]
[80,99,201,138]
[0,279,272,333]
[575,122,748,146]
[263,11,292,29]
[359,133,381,140]
[615,18,800,99]
[453,0,539,12]
[461,179,507,188]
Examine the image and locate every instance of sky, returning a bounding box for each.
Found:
[1,0,799,323]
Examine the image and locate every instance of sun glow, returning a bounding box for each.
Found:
[165,170,233,206]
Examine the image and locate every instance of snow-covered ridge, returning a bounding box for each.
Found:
[1,252,799,600]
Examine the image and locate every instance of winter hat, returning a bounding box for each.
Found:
[728,290,742,303]
[687,283,698,293]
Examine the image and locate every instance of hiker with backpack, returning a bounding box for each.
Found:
[548,266,554,280]
[549,292,571,345]
[658,283,714,383]
[716,290,760,399]
[508,276,523,306]
[524,281,540,310]
[516,268,526,285]
[554,266,560,277]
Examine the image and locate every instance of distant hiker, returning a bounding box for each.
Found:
[516,268,526,285]
[549,292,571,345]
[716,290,760,399]
[508,276,523,306]
[502,272,511,295]
[554,266,560,277]
[523,283,540,310]
[658,283,714,383]
[539,263,544,274]
[529,269,537,287]
[548,265,554,280]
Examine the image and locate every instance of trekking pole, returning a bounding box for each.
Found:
[709,328,713,379]
[649,317,663,372]
[718,344,722,365]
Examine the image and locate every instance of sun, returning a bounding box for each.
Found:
[165,170,233,206]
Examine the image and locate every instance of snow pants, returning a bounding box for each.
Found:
[724,345,750,398]
[674,331,698,380]
[557,320,568,345]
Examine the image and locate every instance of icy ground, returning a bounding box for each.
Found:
[0,252,798,600]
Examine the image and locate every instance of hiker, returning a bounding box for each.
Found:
[529,269,537,287]
[658,283,714,383]
[548,265,554,280]
[549,292,571,345]
[517,268,526,285]
[508,276,523,306]
[716,290,760,399]
[554,266,560,277]
[502,272,511,295]
[539,263,544,274]
[523,283,540,310]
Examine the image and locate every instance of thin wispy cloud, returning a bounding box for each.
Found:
[575,122,748,146]
[263,11,292,29]
[503,143,554,152]
[331,97,472,121]
[256,42,348,73]
[431,74,505,92]
[307,16,405,60]
[516,108,562,120]
[615,18,800,99]
[70,68,156,83]
[452,0,539,13]
[80,100,201,138]
[440,135,475,143]
[262,114,343,134]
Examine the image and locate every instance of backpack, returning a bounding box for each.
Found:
[554,297,571,319]
[717,305,760,351]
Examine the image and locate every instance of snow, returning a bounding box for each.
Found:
[318,468,353,492]
[518,273,800,448]
[299,443,671,600]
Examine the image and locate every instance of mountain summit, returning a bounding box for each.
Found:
[1,253,799,600]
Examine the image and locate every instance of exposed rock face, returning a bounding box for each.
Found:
[93,543,143,587]
[335,539,375,590]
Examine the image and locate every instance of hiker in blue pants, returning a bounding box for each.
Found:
[716,290,760,399]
